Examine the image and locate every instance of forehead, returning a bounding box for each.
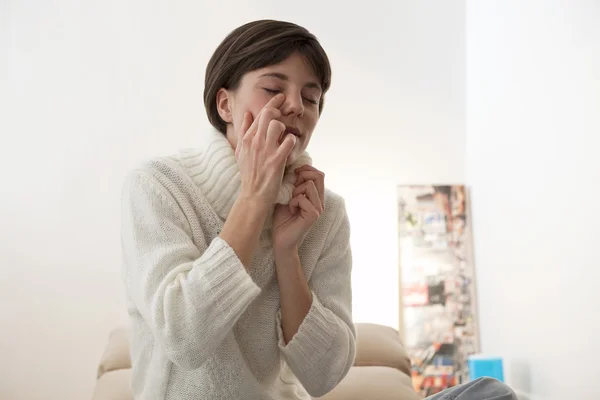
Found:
[249,53,319,83]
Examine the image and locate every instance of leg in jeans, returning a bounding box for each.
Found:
[425,378,519,400]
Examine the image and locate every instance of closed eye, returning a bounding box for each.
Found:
[263,88,319,105]
[263,88,281,95]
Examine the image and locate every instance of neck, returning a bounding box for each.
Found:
[225,129,237,151]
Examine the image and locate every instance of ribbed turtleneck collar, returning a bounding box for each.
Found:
[179,129,312,232]
[180,130,242,221]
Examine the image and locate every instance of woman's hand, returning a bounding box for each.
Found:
[272,165,325,257]
[235,93,297,205]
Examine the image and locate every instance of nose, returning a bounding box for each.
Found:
[281,91,304,117]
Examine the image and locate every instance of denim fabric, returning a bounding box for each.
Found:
[425,378,518,400]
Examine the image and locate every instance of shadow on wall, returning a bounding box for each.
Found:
[508,359,530,396]
[508,359,558,400]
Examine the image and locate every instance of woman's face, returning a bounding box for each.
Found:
[219,52,322,165]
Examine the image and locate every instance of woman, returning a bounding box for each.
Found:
[121,19,518,400]
[121,20,355,399]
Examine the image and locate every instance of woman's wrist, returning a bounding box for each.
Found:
[274,249,311,344]
[219,194,271,269]
[235,193,272,218]
[273,245,299,267]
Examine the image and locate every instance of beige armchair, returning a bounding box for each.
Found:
[92,323,420,400]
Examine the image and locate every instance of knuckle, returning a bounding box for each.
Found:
[262,107,280,120]
[269,119,285,130]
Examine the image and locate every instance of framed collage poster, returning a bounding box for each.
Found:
[397,185,479,397]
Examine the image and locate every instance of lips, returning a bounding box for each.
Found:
[278,125,302,145]
[285,126,301,138]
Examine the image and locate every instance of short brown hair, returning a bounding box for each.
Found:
[204,20,332,134]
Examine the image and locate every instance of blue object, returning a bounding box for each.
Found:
[468,355,504,382]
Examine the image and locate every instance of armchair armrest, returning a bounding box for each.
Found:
[354,323,412,375]
[97,327,131,379]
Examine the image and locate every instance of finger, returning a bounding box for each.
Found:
[294,170,320,186]
[266,119,285,150]
[294,164,318,173]
[242,114,261,151]
[295,172,325,209]
[293,194,320,222]
[276,134,297,162]
[236,112,253,159]
[295,170,325,208]
[254,108,282,150]
[264,92,285,109]
[289,197,299,215]
[295,165,324,181]
[240,111,253,139]
[243,94,285,144]
[293,180,323,213]
[256,94,284,141]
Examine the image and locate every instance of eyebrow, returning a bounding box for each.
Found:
[258,72,321,91]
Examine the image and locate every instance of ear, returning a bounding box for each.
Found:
[216,88,234,123]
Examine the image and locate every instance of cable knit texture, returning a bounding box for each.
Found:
[120,129,356,400]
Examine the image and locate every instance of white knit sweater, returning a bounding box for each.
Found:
[120,130,356,400]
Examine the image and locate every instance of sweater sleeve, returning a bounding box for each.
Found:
[121,168,261,370]
[275,196,356,397]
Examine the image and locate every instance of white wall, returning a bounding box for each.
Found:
[2,1,465,398]
[466,1,600,399]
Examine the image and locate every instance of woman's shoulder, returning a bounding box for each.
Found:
[302,188,351,259]
[319,188,350,235]
[122,149,206,201]
[127,148,202,176]
[323,188,346,214]
[133,144,213,174]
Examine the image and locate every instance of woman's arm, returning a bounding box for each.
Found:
[274,251,313,344]
[274,195,356,397]
[219,193,271,268]
[121,168,264,370]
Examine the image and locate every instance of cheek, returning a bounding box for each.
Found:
[241,89,271,114]
[307,113,319,130]
[302,114,319,140]
[231,89,267,126]
[248,95,272,119]
[237,98,271,127]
